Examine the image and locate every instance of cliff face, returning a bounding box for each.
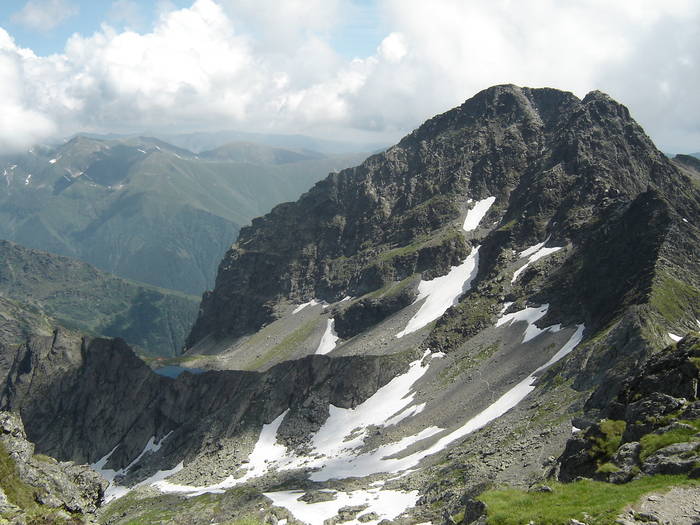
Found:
[187,85,692,349]
[1,330,411,479]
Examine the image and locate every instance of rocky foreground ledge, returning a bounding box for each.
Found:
[0,411,105,524]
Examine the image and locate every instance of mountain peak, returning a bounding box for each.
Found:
[186,85,685,350]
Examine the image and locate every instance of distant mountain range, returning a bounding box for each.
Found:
[0,135,368,295]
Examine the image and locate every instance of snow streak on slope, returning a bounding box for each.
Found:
[316,319,339,354]
[668,332,682,342]
[463,196,496,231]
[155,351,438,496]
[153,319,585,506]
[397,246,480,338]
[511,237,563,283]
[293,299,321,314]
[264,488,420,525]
[92,433,172,502]
[496,304,561,343]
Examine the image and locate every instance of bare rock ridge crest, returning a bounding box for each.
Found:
[186,84,694,351]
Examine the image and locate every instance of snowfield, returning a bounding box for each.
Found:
[463,196,496,231]
[397,246,480,338]
[316,319,339,354]
[511,237,563,283]
[147,320,586,524]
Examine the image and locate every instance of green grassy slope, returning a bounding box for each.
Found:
[0,240,198,356]
[0,136,367,295]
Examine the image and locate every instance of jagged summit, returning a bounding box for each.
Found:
[187,84,690,350]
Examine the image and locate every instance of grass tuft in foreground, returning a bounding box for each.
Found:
[479,475,698,525]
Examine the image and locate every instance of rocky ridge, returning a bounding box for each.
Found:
[0,410,105,524]
[558,334,700,484]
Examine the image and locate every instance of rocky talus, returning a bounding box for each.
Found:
[558,334,700,483]
[0,410,105,524]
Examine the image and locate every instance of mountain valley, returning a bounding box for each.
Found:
[0,85,699,525]
[0,135,367,295]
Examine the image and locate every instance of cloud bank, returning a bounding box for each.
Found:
[0,0,698,153]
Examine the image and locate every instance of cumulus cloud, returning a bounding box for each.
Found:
[0,30,56,151]
[11,0,78,31]
[0,0,698,153]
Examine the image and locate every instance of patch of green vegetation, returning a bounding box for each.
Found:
[438,342,500,385]
[639,419,700,461]
[0,441,83,523]
[376,226,464,264]
[376,237,428,262]
[0,440,37,510]
[363,275,416,300]
[0,240,199,356]
[247,318,319,370]
[649,273,700,325]
[496,219,517,232]
[428,294,497,352]
[222,518,265,525]
[99,492,179,525]
[479,475,699,525]
[589,420,626,464]
[142,353,204,367]
[596,462,620,474]
[123,509,177,525]
[32,454,55,464]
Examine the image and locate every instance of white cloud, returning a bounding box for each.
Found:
[0,30,56,151]
[378,33,406,63]
[0,0,698,153]
[218,0,341,51]
[11,0,78,32]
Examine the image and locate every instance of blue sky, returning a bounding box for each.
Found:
[0,0,386,59]
[0,0,698,153]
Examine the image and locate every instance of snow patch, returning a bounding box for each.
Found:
[154,324,585,501]
[264,487,419,525]
[499,301,514,316]
[384,403,426,427]
[316,319,339,355]
[512,237,562,283]
[496,304,561,343]
[463,196,496,231]
[293,299,320,314]
[154,411,289,497]
[308,325,586,481]
[91,433,174,502]
[397,246,480,338]
[668,332,682,342]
